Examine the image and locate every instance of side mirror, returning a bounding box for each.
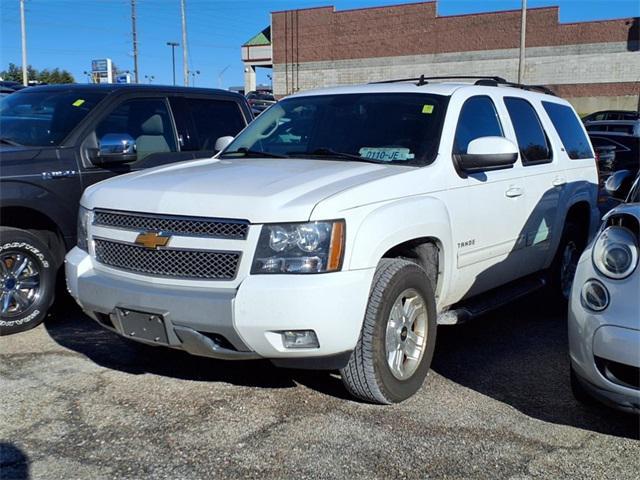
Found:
[457,136,518,173]
[95,133,137,165]
[605,169,633,201]
[214,136,234,153]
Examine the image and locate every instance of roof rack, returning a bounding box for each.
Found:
[370,75,556,96]
[474,78,556,96]
[370,75,507,86]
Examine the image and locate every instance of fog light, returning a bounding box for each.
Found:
[581,279,610,312]
[281,330,319,349]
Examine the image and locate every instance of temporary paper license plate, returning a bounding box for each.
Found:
[358,147,415,162]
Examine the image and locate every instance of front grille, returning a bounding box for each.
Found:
[93,210,249,240]
[94,239,240,280]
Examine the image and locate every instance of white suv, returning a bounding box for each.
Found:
[66,77,599,404]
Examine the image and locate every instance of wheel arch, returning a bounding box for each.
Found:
[348,196,452,303]
[562,200,592,245]
[0,205,67,266]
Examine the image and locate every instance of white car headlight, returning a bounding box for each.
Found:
[592,226,638,279]
[252,220,345,274]
[77,206,91,252]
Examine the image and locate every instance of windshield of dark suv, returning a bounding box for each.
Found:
[221,93,448,166]
[0,90,107,146]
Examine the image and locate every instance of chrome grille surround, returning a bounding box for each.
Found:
[93,210,249,240]
[94,239,241,280]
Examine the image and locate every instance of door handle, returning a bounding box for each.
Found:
[552,176,567,187]
[505,186,524,198]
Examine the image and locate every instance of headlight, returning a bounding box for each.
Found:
[77,206,91,251]
[252,220,345,274]
[592,226,638,279]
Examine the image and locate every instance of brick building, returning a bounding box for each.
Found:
[242,1,639,114]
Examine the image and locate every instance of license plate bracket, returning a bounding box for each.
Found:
[116,309,169,344]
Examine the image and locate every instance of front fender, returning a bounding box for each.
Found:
[348,196,452,303]
[0,180,75,240]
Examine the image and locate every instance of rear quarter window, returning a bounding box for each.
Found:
[542,101,593,159]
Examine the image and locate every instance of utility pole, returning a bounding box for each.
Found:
[518,0,527,84]
[131,0,139,83]
[181,0,189,86]
[20,0,28,86]
[166,41,179,85]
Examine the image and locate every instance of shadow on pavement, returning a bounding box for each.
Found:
[431,290,639,440]
[0,442,30,480]
[45,297,351,399]
[47,292,639,438]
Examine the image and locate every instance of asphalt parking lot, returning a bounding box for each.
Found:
[1,291,638,480]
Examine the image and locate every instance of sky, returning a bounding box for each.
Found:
[1,0,639,89]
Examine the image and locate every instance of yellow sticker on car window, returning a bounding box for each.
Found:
[72,99,85,107]
[422,104,434,114]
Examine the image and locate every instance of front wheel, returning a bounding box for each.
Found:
[0,227,57,335]
[341,259,437,404]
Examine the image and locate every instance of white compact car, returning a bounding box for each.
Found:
[569,172,640,413]
[66,76,599,403]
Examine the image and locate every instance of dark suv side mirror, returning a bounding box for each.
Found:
[94,133,137,165]
[605,169,633,201]
[457,136,518,173]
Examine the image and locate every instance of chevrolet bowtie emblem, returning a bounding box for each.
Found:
[134,232,171,250]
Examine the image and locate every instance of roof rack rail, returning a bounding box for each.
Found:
[474,78,556,96]
[370,75,507,86]
[369,75,556,96]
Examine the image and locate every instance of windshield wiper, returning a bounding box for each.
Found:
[292,148,382,164]
[0,137,22,146]
[220,147,288,159]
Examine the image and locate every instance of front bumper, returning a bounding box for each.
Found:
[65,247,374,363]
[568,250,640,413]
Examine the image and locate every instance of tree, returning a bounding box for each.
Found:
[0,63,75,84]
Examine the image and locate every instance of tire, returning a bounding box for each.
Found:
[0,227,57,335]
[550,221,586,302]
[340,258,437,404]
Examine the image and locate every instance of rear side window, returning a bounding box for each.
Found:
[542,102,593,159]
[454,96,503,154]
[182,98,245,151]
[504,97,551,165]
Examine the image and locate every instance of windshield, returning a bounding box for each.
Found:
[221,93,448,166]
[0,90,107,146]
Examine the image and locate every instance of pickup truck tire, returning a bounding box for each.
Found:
[341,258,437,404]
[0,227,56,335]
[550,221,585,302]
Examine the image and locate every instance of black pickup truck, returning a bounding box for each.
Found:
[0,84,252,334]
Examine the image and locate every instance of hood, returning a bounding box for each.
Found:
[82,157,407,222]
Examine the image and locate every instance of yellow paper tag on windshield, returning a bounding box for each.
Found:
[422,104,434,114]
[72,99,85,107]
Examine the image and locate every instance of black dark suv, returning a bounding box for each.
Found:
[0,84,252,334]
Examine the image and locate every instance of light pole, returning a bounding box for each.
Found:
[189,70,200,87]
[144,74,155,84]
[166,41,179,86]
[83,71,92,84]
